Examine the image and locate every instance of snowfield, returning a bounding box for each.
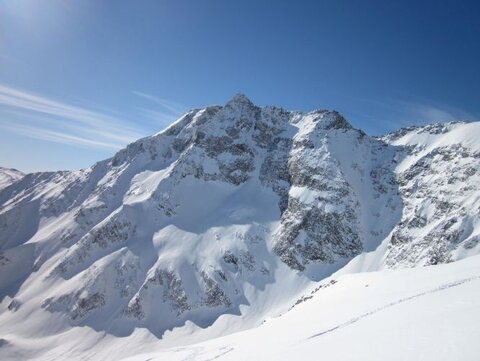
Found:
[123,255,480,361]
[0,95,479,360]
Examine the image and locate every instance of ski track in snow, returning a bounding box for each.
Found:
[204,346,234,360]
[307,275,480,340]
[179,345,234,361]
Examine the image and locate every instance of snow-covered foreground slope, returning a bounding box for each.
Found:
[122,254,480,361]
[0,95,479,360]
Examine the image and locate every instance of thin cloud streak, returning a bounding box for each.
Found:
[2,108,134,147]
[0,83,146,150]
[356,97,478,134]
[399,101,477,124]
[132,90,186,116]
[0,123,122,150]
[138,108,181,125]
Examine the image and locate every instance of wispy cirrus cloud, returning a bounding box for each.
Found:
[132,90,186,125]
[0,122,124,149]
[0,83,146,150]
[132,91,185,114]
[357,97,478,134]
[398,101,477,124]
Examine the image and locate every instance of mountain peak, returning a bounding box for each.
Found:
[225,93,255,108]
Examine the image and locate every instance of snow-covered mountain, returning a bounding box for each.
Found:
[0,168,24,191]
[1,95,479,360]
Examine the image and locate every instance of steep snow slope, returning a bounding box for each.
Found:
[382,122,480,267]
[0,95,479,360]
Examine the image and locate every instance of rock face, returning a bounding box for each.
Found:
[380,122,480,267]
[0,95,479,338]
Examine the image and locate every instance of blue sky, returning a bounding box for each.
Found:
[0,0,479,172]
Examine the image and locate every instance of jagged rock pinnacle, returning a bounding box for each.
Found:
[225,93,255,108]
